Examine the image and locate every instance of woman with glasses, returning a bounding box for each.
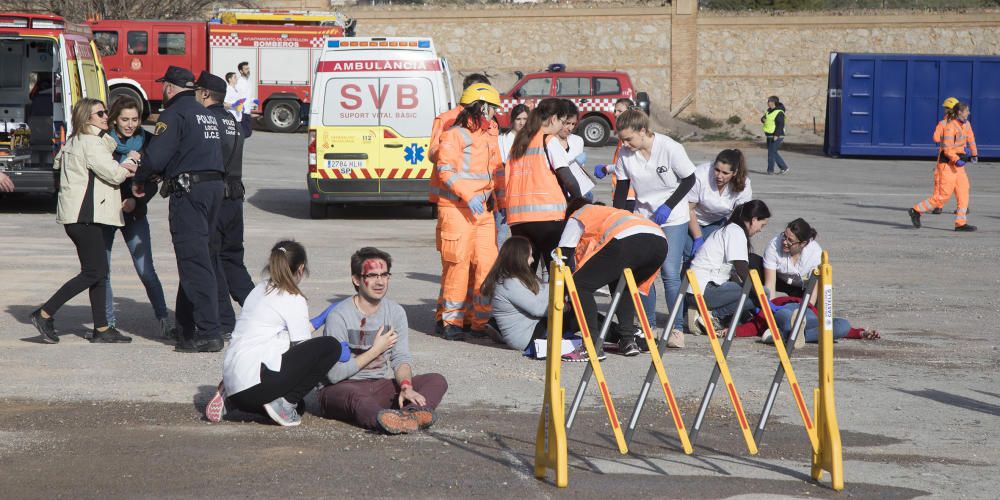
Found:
[30,98,138,344]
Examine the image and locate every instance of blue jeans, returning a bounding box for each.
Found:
[766,136,789,173]
[105,215,168,326]
[773,307,850,343]
[495,209,511,249]
[639,223,687,330]
[698,281,758,321]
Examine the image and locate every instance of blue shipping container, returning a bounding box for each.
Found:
[824,52,1000,158]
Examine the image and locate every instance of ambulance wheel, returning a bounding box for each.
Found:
[579,116,611,147]
[109,86,148,120]
[309,202,327,219]
[263,100,301,133]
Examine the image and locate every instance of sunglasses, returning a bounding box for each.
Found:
[92,110,107,118]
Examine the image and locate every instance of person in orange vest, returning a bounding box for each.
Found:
[556,199,667,360]
[593,98,637,212]
[909,101,978,232]
[434,84,503,341]
[504,98,583,272]
[928,97,959,214]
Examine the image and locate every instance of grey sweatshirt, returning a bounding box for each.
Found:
[323,297,412,384]
[491,278,549,350]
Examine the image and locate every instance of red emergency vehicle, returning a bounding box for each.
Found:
[89,10,352,132]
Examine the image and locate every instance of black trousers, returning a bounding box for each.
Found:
[43,223,113,328]
[228,337,343,412]
[171,180,224,340]
[572,234,667,340]
[510,220,564,273]
[212,198,255,333]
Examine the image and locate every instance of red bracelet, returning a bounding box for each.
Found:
[400,380,412,389]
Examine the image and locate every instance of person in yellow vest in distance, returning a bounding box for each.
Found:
[428,74,494,337]
[556,199,667,360]
[929,97,959,214]
[433,83,503,341]
[761,95,789,175]
[592,98,638,212]
[910,101,978,232]
[503,98,582,273]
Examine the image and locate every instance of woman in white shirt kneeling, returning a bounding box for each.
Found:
[206,240,348,426]
[688,200,771,332]
[686,149,752,259]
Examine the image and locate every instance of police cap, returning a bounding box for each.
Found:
[155,66,195,88]
[194,71,227,94]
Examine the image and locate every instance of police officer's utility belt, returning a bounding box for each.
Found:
[160,171,224,197]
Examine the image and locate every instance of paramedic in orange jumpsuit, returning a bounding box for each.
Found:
[434,84,503,341]
[910,101,978,232]
[929,97,958,214]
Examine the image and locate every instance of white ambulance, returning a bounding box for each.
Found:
[307,37,453,218]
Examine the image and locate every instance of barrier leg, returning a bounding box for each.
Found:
[811,252,844,489]
[565,280,625,432]
[687,270,758,455]
[563,272,628,454]
[624,276,688,445]
[534,262,568,487]
[687,277,753,444]
[623,269,693,453]
[754,273,818,445]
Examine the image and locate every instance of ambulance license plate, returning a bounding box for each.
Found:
[326,160,364,173]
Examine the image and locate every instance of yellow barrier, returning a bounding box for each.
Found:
[811,251,844,490]
[534,258,568,487]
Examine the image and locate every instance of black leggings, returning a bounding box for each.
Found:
[510,220,564,273]
[43,223,113,328]
[228,336,343,412]
[572,234,667,340]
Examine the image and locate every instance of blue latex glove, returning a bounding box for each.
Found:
[691,236,705,256]
[593,164,608,179]
[768,300,785,313]
[575,152,587,166]
[310,302,337,330]
[956,160,966,167]
[971,155,978,163]
[338,341,351,362]
[468,193,486,215]
[652,204,672,225]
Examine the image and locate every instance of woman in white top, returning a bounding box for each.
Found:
[686,149,752,258]
[498,103,529,164]
[546,99,595,201]
[206,240,349,426]
[688,200,771,330]
[612,109,697,348]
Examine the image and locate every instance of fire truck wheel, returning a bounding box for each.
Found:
[109,86,148,120]
[578,116,611,147]
[263,100,301,133]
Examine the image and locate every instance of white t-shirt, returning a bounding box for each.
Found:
[498,130,516,164]
[763,233,822,282]
[546,135,594,196]
[687,162,753,226]
[223,282,313,395]
[689,223,748,289]
[234,75,255,115]
[224,85,242,122]
[614,132,697,226]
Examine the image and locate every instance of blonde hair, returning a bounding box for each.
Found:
[264,240,308,297]
[68,98,105,141]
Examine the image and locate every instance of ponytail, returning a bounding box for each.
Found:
[786,218,817,243]
[264,240,308,297]
[728,200,771,248]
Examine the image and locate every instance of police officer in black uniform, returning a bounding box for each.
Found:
[193,71,254,336]
[133,66,225,353]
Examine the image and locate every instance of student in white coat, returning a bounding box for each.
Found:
[611,109,697,349]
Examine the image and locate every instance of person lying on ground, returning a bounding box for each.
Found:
[318,247,449,435]
[733,295,881,344]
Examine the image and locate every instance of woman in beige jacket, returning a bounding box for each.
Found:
[30,98,139,344]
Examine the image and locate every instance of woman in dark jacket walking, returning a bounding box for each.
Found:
[761,96,789,174]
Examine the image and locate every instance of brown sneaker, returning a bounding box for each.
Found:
[404,407,437,430]
[376,409,419,434]
[666,328,685,349]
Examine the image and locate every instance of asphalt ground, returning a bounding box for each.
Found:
[1,131,998,498]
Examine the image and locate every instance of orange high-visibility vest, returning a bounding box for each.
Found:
[504,130,567,225]
[570,204,661,293]
[940,119,977,164]
[428,106,462,203]
[434,123,499,210]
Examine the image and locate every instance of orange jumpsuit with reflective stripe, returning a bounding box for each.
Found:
[435,123,500,331]
[571,205,660,294]
[914,119,977,228]
[930,119,948,208]
[503,131,567,225]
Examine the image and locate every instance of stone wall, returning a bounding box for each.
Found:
[696,12,1000,129]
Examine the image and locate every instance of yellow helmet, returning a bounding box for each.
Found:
[459,83,501,107]
[942,97,959,109]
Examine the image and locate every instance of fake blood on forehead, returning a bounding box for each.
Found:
[362,259,386,275]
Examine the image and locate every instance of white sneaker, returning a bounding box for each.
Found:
[761,329,775,345]
[665,328,685,349]
[263,397,301,427]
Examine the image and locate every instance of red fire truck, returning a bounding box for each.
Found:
[89,9,353,132]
